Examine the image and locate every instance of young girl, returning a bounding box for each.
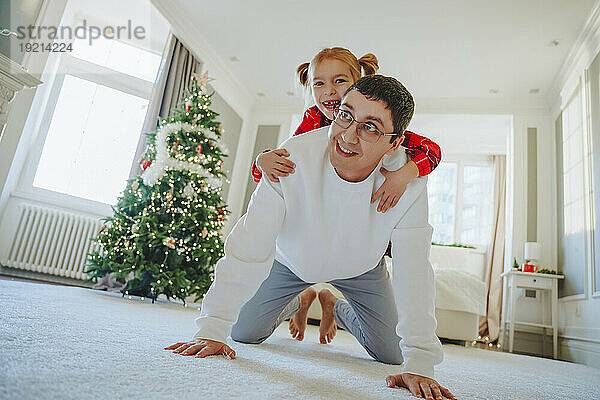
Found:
[250,47,441,213]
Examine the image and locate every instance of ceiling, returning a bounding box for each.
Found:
[172,0,596,110]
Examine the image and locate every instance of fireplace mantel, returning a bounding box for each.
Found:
[0,53,42,139]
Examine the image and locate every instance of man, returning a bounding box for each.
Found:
[165,75,455,400]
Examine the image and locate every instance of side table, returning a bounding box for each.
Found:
[500,270,564,359]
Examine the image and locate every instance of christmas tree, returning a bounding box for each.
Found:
[86,72,229,305]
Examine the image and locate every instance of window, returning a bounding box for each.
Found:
[428,159,494,247]
[556,85,587,297]
[31,18,165,205]
[70,35,161,82]
[428,163,457,245]
[33,75,150,204]
[461,165,494,245]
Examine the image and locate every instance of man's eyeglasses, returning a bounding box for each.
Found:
[332,107,401,143]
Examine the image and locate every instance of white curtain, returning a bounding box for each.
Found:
[478,155,506,342]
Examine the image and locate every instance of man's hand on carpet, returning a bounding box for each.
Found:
[164,339,236,359]
[386,373,456,400]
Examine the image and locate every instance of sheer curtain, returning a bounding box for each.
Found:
[478,155,506,342]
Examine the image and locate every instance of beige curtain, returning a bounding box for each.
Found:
[478,155,506,342]
[128,33,202,178]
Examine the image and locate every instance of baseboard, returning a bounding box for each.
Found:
[559,336,600,369]
[0,264,94,288]
[503,326,600,368]
[439,338,467,346]
[306,317,322,327]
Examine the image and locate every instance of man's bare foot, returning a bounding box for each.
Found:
[318,289,338,344]
[288,287,317,341]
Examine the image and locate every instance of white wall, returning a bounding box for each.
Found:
[502,113,561,357]
[502,67,600,368]
[0,0,45,64]
[222,101,300,235]
[536,2,600,367]
[0,0,69,218]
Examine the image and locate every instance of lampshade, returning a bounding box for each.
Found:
[524,242,541,261]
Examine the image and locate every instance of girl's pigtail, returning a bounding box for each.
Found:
[296,62,310,86]
[358,53,379,76]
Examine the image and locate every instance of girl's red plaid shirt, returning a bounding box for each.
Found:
[251,105,441,183]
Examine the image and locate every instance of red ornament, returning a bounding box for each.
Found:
[186,105,191,112]
[142,161,152,170]
[196,144,202,155]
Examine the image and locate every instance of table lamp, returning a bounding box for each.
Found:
[524,242,541,272]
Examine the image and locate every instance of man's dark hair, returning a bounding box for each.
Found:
[344,75,414,143]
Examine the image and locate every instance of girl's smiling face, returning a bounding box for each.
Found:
[311,58,356,120]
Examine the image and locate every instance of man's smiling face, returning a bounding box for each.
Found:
[328,90,401,182]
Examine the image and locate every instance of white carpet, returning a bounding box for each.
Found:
[1,278,599,400]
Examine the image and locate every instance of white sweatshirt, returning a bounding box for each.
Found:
[194,126,443,378]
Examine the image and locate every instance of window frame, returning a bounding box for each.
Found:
[556,82,590,301]
[431,154,494,251]
[19,51,156,213]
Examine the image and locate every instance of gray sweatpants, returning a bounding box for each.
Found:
[230,258,404,365]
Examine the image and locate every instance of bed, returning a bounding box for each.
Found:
[306,245,488,343]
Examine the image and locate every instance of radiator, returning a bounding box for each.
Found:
[2,204,104,280]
